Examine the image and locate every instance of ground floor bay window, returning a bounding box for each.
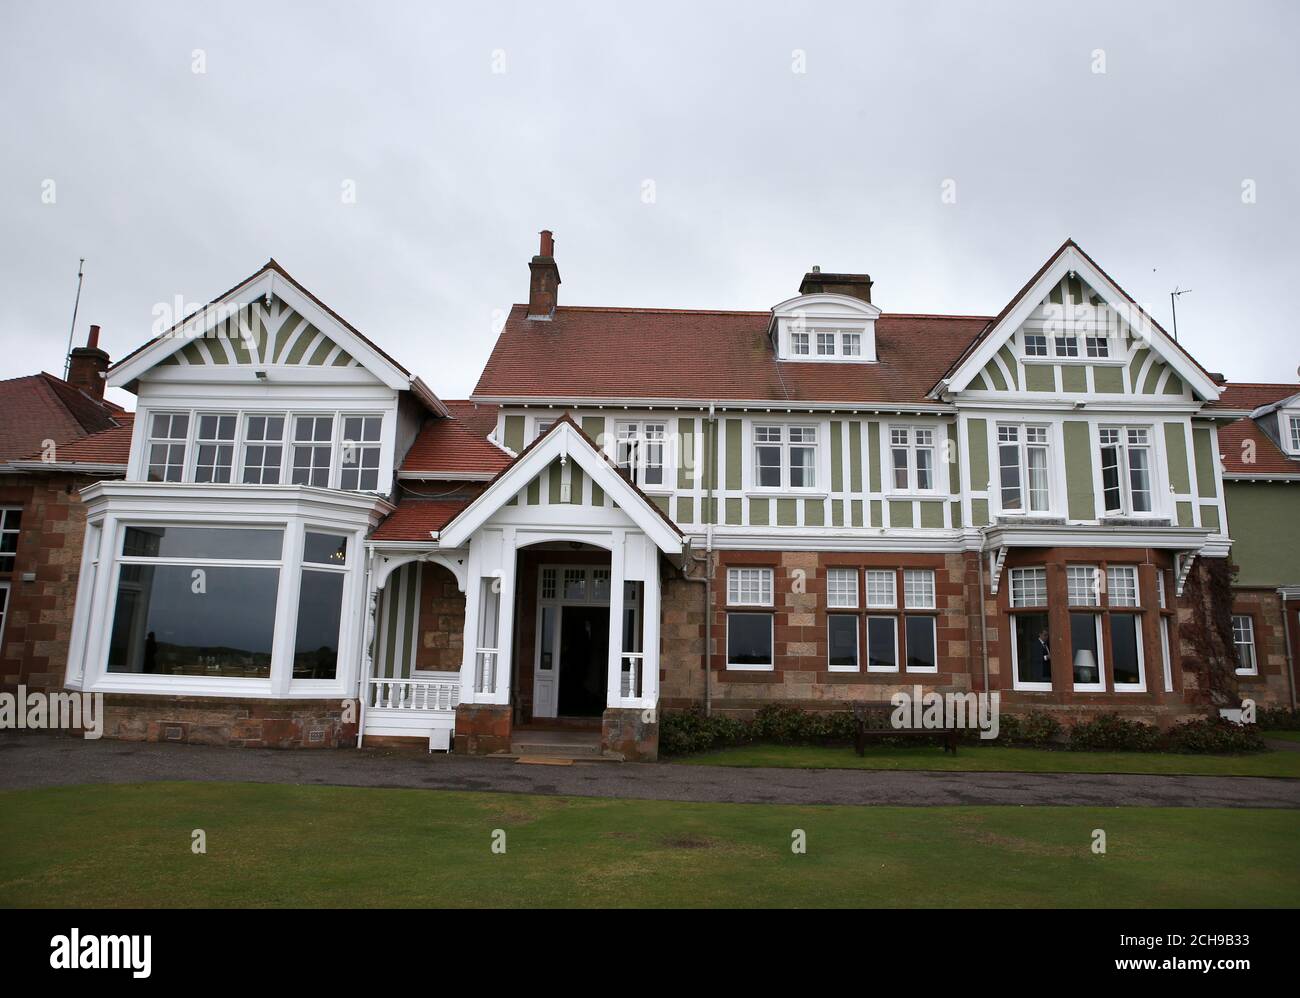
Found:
[67,483,381,699]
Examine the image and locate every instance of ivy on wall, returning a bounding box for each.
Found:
[1178,558,1241,708]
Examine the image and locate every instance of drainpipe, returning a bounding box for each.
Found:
[355,549,375,749]
[1281,590,1297,712]
[976,526,991,695]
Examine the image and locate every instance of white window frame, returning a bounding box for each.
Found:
[865,615,899,673]
[615,420,669,491]
[191,412,237,485]
[0,506,21,574]
[241,414,287,485]
[996,423,1052,514]
[1009,567,1052,692]
[1098,425,1157,517]
[1285,412,1300,456]
[727,567,773,607]
[826,567,858,609]
[726,612,773,672]
[903,569,935,610]
[1108,610,1147,692]
[888,425,938,495]
[0,579,9,651]
[1232,615,1258,676]
[865,569,897,609]
[752,423,819,491]
[827,613,860,673]
[145,412,191,483]
[903,613,938,674]
[338,413,384,492]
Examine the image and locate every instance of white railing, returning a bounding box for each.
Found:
[620,653,644,699]
[368,676,460,712]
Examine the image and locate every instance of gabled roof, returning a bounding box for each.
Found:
[935,239,1221,401]
[399,400,511,480]
[11,418,135,472]
[109,260,449,415]
[473,304,989,406]
[437,415,683,553]
[0,373,128,464]
[1205,382,1300,414]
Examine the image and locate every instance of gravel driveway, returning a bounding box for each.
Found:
[2,733,1298,808]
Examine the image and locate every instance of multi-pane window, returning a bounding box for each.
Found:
[1232,615,1257,675]
[146,413,189,482]
[902,568,937,672]
[340,415,382,491]
[1288,415,1300,453]
[1010,567,1048,608]
[826,568,858,609]
[1066,565,1103,689]
[791,331,809,355]
[1024,332,1048,357]
[903,569,935,609]
[193,414,236,484]
[615,422,666,488]
[0,508,20,573]
[997,425,1050,512]
[532,418,555,442]
[1054,334,1079,357]
[242,415,285,484]
[1106,566,1139,606]
[865,570,897,608]
[1067,565,1101,606]
[727,567,773,607]
[889,426,936,492]
[816,332,835,356]
[842,332,862,356]
[1085,335,1110,358]
[1105,566,1143,688]
[1100,427,1153,515]
[753,425,817,489]
[291,415,334,487]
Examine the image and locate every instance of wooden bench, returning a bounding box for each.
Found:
[851,702,959,756]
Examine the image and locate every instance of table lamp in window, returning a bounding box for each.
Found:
[1073,648,1098,684]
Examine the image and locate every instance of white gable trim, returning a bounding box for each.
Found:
[109,267,411,391]
[438,422,683,553]
[943,246,1221,401]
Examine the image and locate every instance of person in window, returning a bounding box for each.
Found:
[1032,627,1052,683]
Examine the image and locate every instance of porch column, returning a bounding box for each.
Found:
[492,527,517,703]
[642,546,660,709]
[606,528,627,707]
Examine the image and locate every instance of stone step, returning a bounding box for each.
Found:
[510,739,604,758]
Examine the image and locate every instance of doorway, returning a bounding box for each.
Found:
[557,605,609,717]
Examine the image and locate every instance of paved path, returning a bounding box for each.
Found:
[2,734,1297,808]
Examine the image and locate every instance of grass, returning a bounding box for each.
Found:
[1,782,1298,907]
[1263,729,1300,745]
[672,743,1300,777]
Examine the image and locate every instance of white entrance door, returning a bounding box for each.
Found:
[532,565,616,719]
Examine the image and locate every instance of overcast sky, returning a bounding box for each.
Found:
[3,0,1297,409]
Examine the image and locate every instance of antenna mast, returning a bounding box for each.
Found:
[1170,285,1191,342]
[62,258,86,379]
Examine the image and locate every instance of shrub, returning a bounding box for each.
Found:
[1165,717,1267,754]
[1256,706,1300,731]
[1067,713,1163,752]
[751,704,856,745]
[995,711,1061,746]
[658,709,750,756]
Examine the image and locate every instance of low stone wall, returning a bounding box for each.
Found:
[454,702,512,754]
[98,694,358,748]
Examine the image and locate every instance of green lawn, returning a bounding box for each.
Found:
[1,782,1297,907]
[673,743,1300,777]
[1263,730,1300,745]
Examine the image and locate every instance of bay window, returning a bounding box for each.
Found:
[1100,427,1154,515]
[292,415,334,487]
[754,424,818,489]
[193,414,236,483]
[890,426,936,492]
[146,413,189,482]
[1106,566,1144,689]
[998,424,1050,513]
[242,415,286,484]
[294,532,348,679]
[1010,567,1052,690]
[340,416,382,491]
[1067,566,1104,690]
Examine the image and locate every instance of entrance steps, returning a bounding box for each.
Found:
[510,728,619,762]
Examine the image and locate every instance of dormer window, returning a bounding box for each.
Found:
[1287,412,1300,454]
[770,292,880,363]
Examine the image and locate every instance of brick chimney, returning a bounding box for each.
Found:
[799,266,873,304]
[67,324,109,399]
[527,229,561,320]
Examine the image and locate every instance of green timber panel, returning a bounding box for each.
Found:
[1163,373,1184,395]
[1093,365,1123,394]
[1061,365,1087,393]
[972,498,990,526]
[832,499,844,527]
[950,501,963,528]
[1193,426,1218,497]
[985,361,1008,392]
[1176,501,1193,527]
[804,499,824,527]
[725,497,742,525]
[867,421,881,492]
[830,422,844,492]
[970,373,989,390]
[1225,482,1300,586]
[996,344,1020,389]
[1199,504,1220,530]
[870,499,882,527]
[725,419,741,490]
[1063,421,1095,521]
[967,418,989,491]
[777,498,797,526]
[919,502,943,528]
[1128,348,1149,392]
[676,418,694,490]
[547,460,562,504]
[849,421,863,492]
[570,466,585,504]
[677,497,694,523]
[1025,365,1055,392]
[889,500,914,528]
[504,415,525,453]
[1164,423,1190,494]
[1142,361,1165,395]
[851,499,864,527]
[947,423,960,494]
[750,497,770,526]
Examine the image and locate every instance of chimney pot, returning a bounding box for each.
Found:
[799,268,873,304]
[527,230,562,320]
[67,324,110,399]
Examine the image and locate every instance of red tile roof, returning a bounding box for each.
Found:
[0,373,128,463]
[1219,418,1299,476]
[1206,382,1300,412]
[473,305,990,405]
[399,400,511,478]
[42,419,135,467]
[369,499,471,541]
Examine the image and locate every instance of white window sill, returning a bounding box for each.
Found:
[884,492,947,502]
[1073,684,1106,693]
[1112,686,1148,693]
[827,665,860,673]
[1012,683,1053,692]
[904,666,939,674]
[866,666,900,674]
[1021,356,1126,367]
[726,663,773,672]
[745,490,828,500]
[1234,669,1259,678]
